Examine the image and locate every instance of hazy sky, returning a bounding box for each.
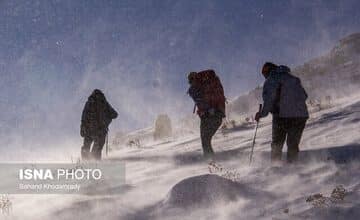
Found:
[0,0,359,156]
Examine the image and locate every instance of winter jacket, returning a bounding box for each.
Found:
[261,65,309,118]
[81,91,118,137]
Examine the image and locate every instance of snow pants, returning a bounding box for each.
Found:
[271,117,307,162]
[81,134,106,160]
[200,114,223,157]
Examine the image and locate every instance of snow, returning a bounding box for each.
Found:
[3,94,359,220]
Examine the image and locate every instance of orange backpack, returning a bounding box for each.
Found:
[193,70,226,116]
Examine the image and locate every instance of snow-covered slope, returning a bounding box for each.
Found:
[4,33,360,220]
[6,94,359,220]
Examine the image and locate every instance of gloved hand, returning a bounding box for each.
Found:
[255,112,261,122]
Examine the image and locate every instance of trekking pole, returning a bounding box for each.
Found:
[249,104,262,165]
[106,130,109,157]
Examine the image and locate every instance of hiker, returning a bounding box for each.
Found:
[80,89,118,160]
[187,70,226,158]
[255,62,309,163]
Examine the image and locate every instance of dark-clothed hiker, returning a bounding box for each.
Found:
[255,63,309,163]
[80,89,118,160]
[187,70,226,158]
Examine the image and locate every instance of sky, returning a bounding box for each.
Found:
[0,0,359,158]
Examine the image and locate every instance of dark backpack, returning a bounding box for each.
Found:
[193,70,226,116]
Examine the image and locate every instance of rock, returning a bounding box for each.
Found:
[161,174,270,209]
[154,114,172,140]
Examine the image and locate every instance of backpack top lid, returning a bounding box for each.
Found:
[198,69,215,74]
[197,69,216,79]
[191,69,217,85]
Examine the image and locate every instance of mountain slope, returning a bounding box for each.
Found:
[229,32,360,119]
[44,92,360,220]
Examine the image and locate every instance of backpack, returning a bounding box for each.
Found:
[193,70,226,116]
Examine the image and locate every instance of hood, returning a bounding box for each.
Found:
[276,65,291,74]
[88,89,106,102]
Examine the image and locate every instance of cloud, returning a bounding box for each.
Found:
[1,0,359,160]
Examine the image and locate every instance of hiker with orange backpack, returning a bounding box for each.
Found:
[187,70,226,158]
